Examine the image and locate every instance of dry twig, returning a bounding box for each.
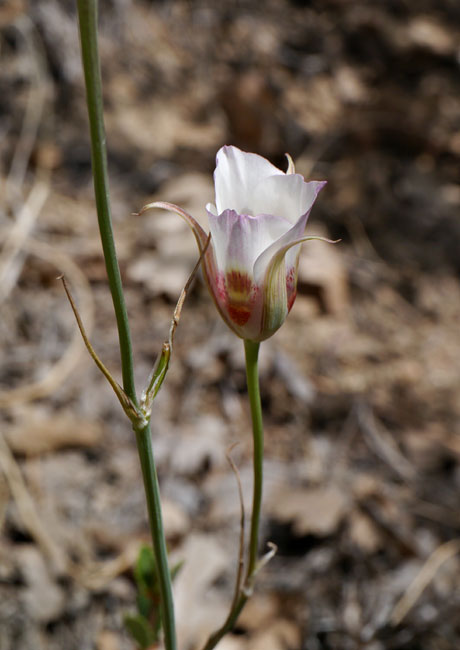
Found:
[0,179,49,303]
[390,538,460,626]
[357,400,416,483]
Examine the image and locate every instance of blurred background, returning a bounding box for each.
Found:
[1,0,460,648]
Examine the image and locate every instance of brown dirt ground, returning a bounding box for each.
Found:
[1,1,460,649]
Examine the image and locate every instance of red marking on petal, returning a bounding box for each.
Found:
[216,269,255,326]
[226,270,253,295]
[287,289,297,312]
[228,305,251,325]
[286,267,298,312]
[215,273,227,302]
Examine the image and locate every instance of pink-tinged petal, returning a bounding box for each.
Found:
[252,181,326,285]
[252,175,326,226]
[259,235,338,341]
[143,148,328,342]
[207,207,292,276]
[214,145,284,215]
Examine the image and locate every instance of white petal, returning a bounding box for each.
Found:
[252,175,326,225]
[214,146,284,215]
[206,202,218,216]
[253,181,326,284]
[207,208,291,276]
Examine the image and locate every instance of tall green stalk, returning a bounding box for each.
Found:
[201,339,264,650]
[244,340,264,578]
[76,0,135,401]
[76,3,177,649]
[134,422,176,650]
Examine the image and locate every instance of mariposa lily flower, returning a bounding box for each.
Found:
[141,146,329,342]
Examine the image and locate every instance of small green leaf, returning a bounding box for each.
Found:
[137,591,154,619]
[127,546,184,642]
[135,546,158,592]
[124,613,157,649]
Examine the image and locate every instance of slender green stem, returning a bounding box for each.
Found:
[76,0,136,401]
[76,3,177,649]
[134,422,177,650]
[201,339,264,650]
[201,596,247,650]
[244,339,264,578]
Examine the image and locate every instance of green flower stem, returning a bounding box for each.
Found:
[76,3,177,649]
[201,597,247,650]
[76,0,135,401]
[244,339,264,578]
[134,422,177,650]
[201,339,264,650]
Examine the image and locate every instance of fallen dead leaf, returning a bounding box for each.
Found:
[109,100,224,157]
[406,15,454,55]
[251,619,300,650]
[5,409,103,456]
[217,636,247,650]
[268,485,350,537]
[351,472,381,500]
[128,254,193,299]
[285,76,341,134]
[162,498,190,540]
[173,533,229,649]
[153,173,214,231]
[17,545,66,623]
[96,631,121,650]
[155,416,227,477]
[348,509,382,554]
[298,226,349,317]
[237,593,278,632]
